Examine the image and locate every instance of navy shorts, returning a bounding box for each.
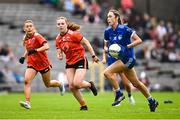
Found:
[66,58,88,69]
[107,55,136,69]
[107,55,117,66]
[124,58,136,69]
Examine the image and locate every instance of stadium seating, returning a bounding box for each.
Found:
[0,3,179,92]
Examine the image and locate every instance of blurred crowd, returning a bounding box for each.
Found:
[39,0,180,63]
[125,9,180,63]
[0,42,23,88]
[40,0,102,24]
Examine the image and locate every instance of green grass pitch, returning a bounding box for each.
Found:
[0,91,180,119]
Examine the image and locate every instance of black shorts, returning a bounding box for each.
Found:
[27,65,52,74]
[66,58,88,69]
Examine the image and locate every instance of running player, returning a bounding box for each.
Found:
[19,20,65,109]
[55,16,99,110]
[102,14,135,105]
[103,9,158,112]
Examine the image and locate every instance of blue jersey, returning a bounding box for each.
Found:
[104,24,136,69]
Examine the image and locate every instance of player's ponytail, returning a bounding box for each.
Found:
[57,16,80,31]
[67,21,80,31]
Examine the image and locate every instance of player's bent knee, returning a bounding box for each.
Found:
[24,80,30,85]
[44,83,51,88]
[104,71,111,79]
[69,85,75,91]
[73,81,82,88]
[73,84,81,89]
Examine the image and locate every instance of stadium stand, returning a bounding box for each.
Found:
[0,3,105,92]
[0,2,180,93]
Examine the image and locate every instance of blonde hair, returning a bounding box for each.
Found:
[57,16,80,31]
[24,19,33,25]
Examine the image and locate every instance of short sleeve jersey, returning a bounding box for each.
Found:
[104,24,136,60]
[55,30,85,65]
[24,33,51,70]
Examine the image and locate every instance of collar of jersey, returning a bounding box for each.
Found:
[60,30,69,37]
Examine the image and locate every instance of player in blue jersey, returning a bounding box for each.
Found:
[103,9,158,112]
[102,15,135,105]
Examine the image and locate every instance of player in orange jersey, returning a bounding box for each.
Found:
[19,20,65,109]
[55,16,99,110]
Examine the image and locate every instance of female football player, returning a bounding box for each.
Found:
[55,16,99,110]
[19,20,65,109]
[102,15,135,105]
[103,9,158,112]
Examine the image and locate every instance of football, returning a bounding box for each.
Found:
[108,44,121,59]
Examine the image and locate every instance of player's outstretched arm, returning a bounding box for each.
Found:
[80,37,99,63]
[102,40,108,64]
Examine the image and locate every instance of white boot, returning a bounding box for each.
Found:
[19,101,31,109]
[129,96,135,105]
[59,81,65,96]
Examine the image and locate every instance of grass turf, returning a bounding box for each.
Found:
[0,91,180,119]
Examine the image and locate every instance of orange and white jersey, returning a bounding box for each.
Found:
[55,30,86,65]
[24,33,51,70]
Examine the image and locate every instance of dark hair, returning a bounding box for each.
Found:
[57,16,80,31]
